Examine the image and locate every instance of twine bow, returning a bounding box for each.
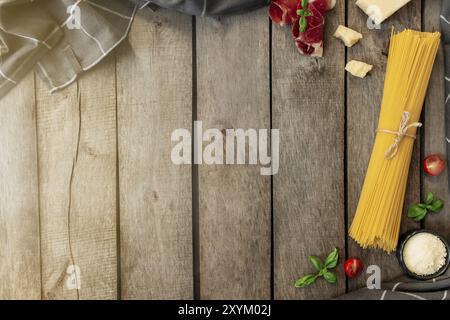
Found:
[376,111,422,160]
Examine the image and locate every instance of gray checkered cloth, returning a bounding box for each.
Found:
[0,0,269,99]
[0,0,137,98]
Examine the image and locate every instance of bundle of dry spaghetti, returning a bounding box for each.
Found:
[349,29,441,253]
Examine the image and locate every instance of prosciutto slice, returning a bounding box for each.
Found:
[269,0,335,56]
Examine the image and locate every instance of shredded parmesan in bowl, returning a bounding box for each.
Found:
[402,232,448,276]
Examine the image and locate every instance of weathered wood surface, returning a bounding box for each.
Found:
[0,2,445,299]
[37,56,118,300]
[0,74,41,299]
[197,9,271,299]
[116,10,193,299]
[272,1,346,299]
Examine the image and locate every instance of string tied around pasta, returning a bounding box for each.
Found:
[376,111,422,160]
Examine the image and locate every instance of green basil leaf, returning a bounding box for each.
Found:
[301,0,308,8]
[308,256,323,271]
[324,248,339,269]
[408,204,427,218]
[413,210,428,222]
[304,10,312,17]
[429,199,444,213]
[294,274,318,288]
[323,271,337,284]
[426,192,434,205]
[297,9,305,16]
[417,203,427,209]
[299,16,307,33]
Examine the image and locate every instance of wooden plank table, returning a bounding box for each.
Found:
[0,1,446,299]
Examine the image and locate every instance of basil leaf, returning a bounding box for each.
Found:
[304,10,312,17]
[408,204,426,218]
[301,0,308,8]
[324,248,339,269]
[413,210,427,222]
[294,274,318,288]
[299,16,307,33]
[308,256,323,271]
[297,9,305,16]
[429,199,444,213]
[417,203,427,209]
[426,192,434,205]
[323,271,337,284]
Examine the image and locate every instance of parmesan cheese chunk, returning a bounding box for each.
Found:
[334,25,363,47]
[356,0,411,25]
[345,60,373,78]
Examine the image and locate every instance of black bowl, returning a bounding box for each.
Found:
[396,229,450,281]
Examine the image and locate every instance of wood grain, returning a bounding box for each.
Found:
[423,0,448,237]
[0,73,41,299]
[37,56,118,299]
[272,2,346,299]
[116,10,193,299]
[346,0,421,291]
[196,10,271,299]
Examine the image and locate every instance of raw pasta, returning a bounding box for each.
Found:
[349,29,441,253]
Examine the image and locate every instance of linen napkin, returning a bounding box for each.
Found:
[0,0,137,99]
[134,0,270,16]
[336,272,450,300]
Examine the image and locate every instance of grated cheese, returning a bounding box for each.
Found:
[403,233,447,276]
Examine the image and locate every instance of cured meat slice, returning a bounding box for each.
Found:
[269,0,335,57]
[268,0,298,25]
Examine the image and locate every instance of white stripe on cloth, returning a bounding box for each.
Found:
[86,1,134,19]
[380,290,387,300]
[446,94,450,104]
[139,1,151,10]
[0,25,52,49]
[397,292,427,300]
[441,15,450,24]
[392,282,402,292]
[201,0,208,16]
[446,137,450,144]
[79,24,107,55]
[443,290,448,300]
[0,68,16,84]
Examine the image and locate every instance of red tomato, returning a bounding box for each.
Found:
[344,258,363,279]
[423,155,445,177]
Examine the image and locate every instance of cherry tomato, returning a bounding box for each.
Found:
[423,155,445,177]
[344,258,363,279]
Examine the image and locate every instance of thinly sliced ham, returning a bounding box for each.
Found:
[269,0,298,25]
[269,0,335,57]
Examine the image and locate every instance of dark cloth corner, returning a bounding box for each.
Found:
[133,0,270,16]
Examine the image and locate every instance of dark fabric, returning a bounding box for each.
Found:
[134,0,270,16]
[336,273,450,300]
